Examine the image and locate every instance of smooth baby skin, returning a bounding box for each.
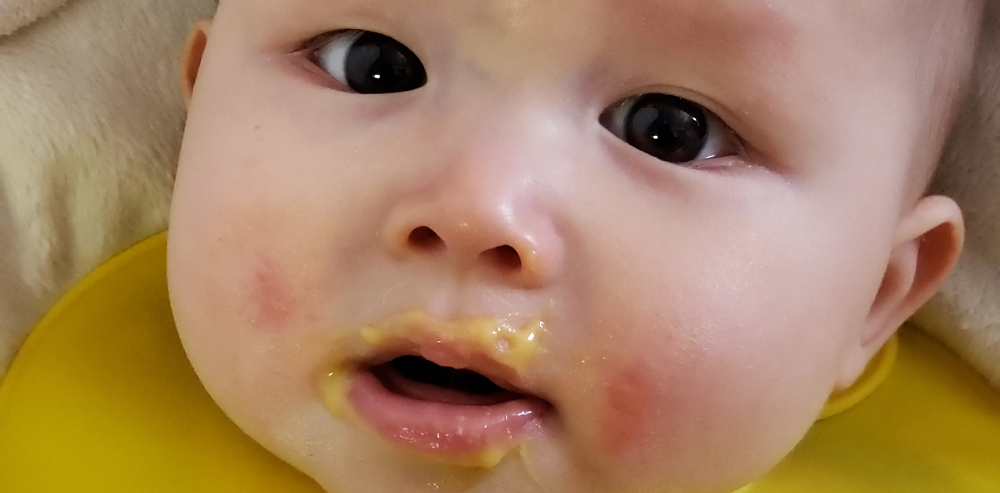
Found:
[168,0,978,492]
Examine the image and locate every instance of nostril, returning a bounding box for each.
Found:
[408,226,445,253]
[479,245,522,273]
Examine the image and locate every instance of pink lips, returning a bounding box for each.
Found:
[346,354,550,459]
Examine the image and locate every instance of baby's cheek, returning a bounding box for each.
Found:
[246,252,302,331]
[600,362,656,457]
[591,353,702,479]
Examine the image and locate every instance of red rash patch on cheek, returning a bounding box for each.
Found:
[601,362,656,458]
[248,253,297,330]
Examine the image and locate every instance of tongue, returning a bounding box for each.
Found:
[370,357,523,406]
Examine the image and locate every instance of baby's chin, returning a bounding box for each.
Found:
[304,441,553,493]
[292,437,761,493]
[287,430,596,493]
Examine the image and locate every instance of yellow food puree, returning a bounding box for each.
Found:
[1,233,999,492]
[320,309,548,469]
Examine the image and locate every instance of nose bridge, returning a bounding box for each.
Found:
[453,99,552,186]
[382,97,566,286]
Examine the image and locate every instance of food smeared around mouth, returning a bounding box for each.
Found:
[320,312,552,469]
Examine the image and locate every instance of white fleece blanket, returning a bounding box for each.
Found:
[0,0,215,372]
[913,1,1000,389]
[0,0,998,391]
[0,0,68,36]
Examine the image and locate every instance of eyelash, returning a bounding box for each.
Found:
[305,29,743,166]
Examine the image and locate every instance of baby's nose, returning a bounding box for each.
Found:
[381,97,573,287]
[406,225,524,275]
[382,181,563,288]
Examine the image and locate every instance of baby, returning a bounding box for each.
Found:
[168,0,984,492]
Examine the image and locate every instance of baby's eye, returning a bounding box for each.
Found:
[600,93,738,165]
[312,30,426,94]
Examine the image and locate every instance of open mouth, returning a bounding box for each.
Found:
[320,312,552,466]
[369,355,527,406]
[336,353,551,466]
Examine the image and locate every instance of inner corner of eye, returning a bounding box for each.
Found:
[314,30,362,59]
[308,31,360,84]
[599,97,636,136]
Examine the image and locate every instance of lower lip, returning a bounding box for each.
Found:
[345,369,549,467]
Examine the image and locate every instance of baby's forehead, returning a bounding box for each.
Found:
[218,0,972,59]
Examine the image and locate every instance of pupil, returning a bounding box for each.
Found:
[344,32,426,94]
[626,94,708,163]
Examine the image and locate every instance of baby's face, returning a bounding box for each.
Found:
[168,1,970,492]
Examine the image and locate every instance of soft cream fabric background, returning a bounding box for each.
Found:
[0,0,68,36]
[914,0,1000,389]
[0,0,216,372]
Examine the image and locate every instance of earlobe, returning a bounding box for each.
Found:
[836,195,964,389]
[180,19,213,108]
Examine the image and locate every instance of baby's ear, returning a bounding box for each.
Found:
[836,195,964,389]
[180,19,212,108]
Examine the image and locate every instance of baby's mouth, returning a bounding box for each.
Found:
[369,355,527,406]
[320,311,552,469]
